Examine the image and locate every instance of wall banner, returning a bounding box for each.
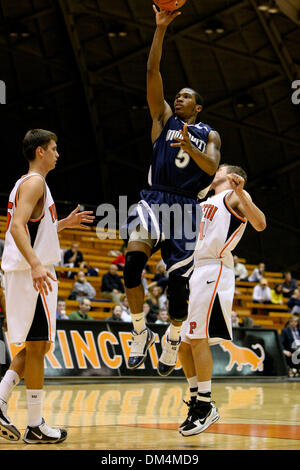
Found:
[1,321,288,378]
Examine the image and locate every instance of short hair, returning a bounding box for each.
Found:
[23,129,57,161]
[219,163,248,184]
[79,297,90,305]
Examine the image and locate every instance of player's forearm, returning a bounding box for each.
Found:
[237,192,266,232]
[147,25,167,72]
[10,223,42,269]
[57,218,69,232]
[188,146,219,176]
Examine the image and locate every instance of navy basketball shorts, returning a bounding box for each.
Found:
[124,189,202,278]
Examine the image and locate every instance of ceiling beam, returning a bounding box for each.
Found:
[58,0,110,200]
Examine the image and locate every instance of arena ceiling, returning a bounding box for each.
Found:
[0,0,299,273]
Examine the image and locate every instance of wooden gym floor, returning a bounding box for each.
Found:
[0,379,299,451]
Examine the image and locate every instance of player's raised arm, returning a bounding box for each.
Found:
[227,173,267,232]
[147,6,180,142]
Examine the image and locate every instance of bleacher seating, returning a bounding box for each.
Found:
[0,214,298,331]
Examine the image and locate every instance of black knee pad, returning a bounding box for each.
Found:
[167,275,190,322]
[123,251,148,289]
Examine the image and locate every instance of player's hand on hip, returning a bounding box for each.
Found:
[32,265,56,296]
[170,123,192,153]
[227,173,245,196]
[153,4,181,27]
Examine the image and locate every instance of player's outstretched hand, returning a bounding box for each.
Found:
[170,123,193,153]
[227,173,245,196]
[65,204,95,230]
[153,4,181,27]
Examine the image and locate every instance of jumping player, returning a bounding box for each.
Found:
[178,164,266,436]
[0,129,94,443]
[123,6,221,376]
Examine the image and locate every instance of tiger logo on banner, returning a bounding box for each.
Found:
[220,341,265,372]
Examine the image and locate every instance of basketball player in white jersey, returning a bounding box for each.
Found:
[177,164,266,436]
[0,129,94,443]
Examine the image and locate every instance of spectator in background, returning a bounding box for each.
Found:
[231,311,240,327]
[248,262,265,283]
[252,278,271,304]
[141,269,149,296]
[155,309,170,325]
[148,262,169,293]
[288,289,300,314]
[56,298,68,320]
[106,305,124,322]
[281,271,298,298]
[120,296,132,322]
[233,255,248,281]
[101,264,125,303]
[143,301,157,324]
[68,298,94,320]
[241,316,255,328]
[270,283,284,305]
[146,285,168,320]
[63,242,84,268]
[79,261,99,277]
[69,270,96,301]
[280,315,300,376]
[112,245,127,271]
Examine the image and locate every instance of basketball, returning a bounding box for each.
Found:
[154,0,187,12]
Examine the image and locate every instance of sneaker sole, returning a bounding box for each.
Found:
[127,334,155,370]
[181,412,220,437]
[22,435,67,444]
[157,362,176,377]
[0,422,21,441]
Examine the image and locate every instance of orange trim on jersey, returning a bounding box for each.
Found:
[205,262,223,338]
[219,225,244,259]
[29,210,45,223]
[224,192,247,223]
[40,289,52,341]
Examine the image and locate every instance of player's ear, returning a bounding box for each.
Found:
[196,104,203,114]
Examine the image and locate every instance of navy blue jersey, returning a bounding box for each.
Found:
[149,115,214,198]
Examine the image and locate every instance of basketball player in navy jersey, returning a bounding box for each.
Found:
[123,6,221,375]
[178,164,266,436]
[0,129,94,443]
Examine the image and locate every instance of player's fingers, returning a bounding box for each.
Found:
[71,204,81,214]
[47,272,57,282]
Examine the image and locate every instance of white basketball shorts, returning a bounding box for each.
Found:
[4,266,58,345]
[181,261,234,346]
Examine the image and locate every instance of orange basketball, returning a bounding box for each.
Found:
[154,0,187,12]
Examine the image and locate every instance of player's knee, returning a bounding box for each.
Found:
[26,340,51,356]
[167,275,189,322]
[123,251,148,289]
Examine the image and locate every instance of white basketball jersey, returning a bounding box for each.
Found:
[194,189,247,269]
[1,173,61,272]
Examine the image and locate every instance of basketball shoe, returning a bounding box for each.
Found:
[157,336,181,376]
[180,401,219,436]
[0,399,20,441]
[128,327,155,369]
[178,396,197,433]
[23,418,67,444]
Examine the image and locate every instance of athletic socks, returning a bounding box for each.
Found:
[197,380,212,404]
[26,389,43,428]
[132,312,146,334]
[187,376,198,398]
[169,324,181,342]
[0,370,20,403]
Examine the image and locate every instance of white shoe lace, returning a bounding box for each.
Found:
[160,338,180,366]
[129,329,148,357]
